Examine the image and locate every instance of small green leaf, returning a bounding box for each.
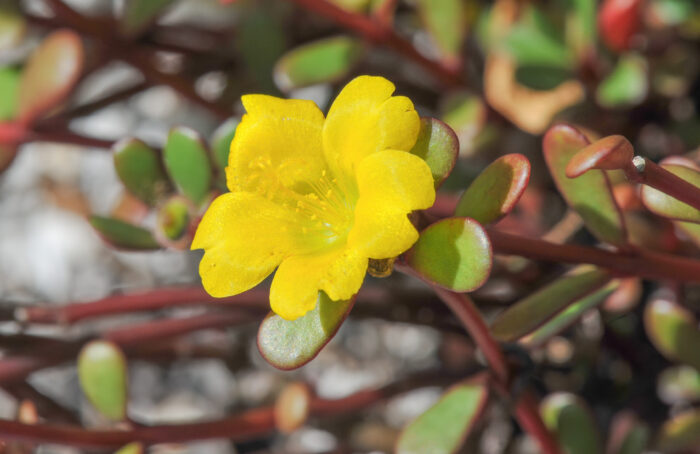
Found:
[406,217,492,293]
[257,292,354,370]
[644,297,700,370]
[408,118,459,188]
[455,153,531,225]
[396,378,489,454]
[515,65,573,91]
[656,409,700,453]
[440,92,487,156]
[113,138,170,206]
[114,443,143,454]
[18,29,84,123]
[641,163,700,223]
[491,266,612,342]
[543,124,628,246]
[274,36,364,91]
[164,127,212,205]
[565,0,596,60]
[155,196,192,249]
[78,340,128,421]
[541,393,602,454]
[119,0,175,37]
[89,215,160,251]
[0,67,19,121]
[210,118,239,174]
[416,0,466,62]
[596,54,648,108]
[565,135,634,178]
[521,279,619,347]
[505,6,573,68]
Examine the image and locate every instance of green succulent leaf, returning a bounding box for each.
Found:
[596,54,648,108]
[416,0,466,62]
[257,292,354,370]
[164,127,213,205]
[274,36,364,91]
[113,138,170,206]
[608,412,650,454]
[210,118,239,176]
[17,30,84,123]
[78,340,128,421]
[409,118,459,188]
[541,393,602,454]
[440,92,487,156]
[156,196,191,244]
[114,443,143,454]
[455,153,531,225]
[641,163,700,223]
[119,0,174,37]
[658,366,700,404]
[89,215,160,251]
[521,279,619,347]
[644,297,700,370]
[396,378,489,454]
[406,217,492,293]
[491,266,612,342]
[656,409,700,453]
[0,67,19,121]
[505,6,573,68]
[543,124,628,246]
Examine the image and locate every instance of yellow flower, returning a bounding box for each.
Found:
[191,76,435,320]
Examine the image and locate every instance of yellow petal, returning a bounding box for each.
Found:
[226,94,326,194]
[270,247,368,320]
[348,149,436,258]
[192,192,302,298]
[322,76,420,177]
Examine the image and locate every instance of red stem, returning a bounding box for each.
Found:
[514,391,563,454]
[488,229,700,283]
[22,129,116,149]
[287,0,465,88]
[629,157,700,213]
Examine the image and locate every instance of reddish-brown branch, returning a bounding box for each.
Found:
[627,157,700,213]
[488,229,700,283]
[396,266,562,454]
[287,0,465,88]
[0,371,458,448]
[21,129,116,149]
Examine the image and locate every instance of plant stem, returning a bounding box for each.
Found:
[287,0,465,88]
[22,129,116,149]
[0,371,457,448]
[397,266,562,454]
[488,229,700,283]
[627,157,700,213]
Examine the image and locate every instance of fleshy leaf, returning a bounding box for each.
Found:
[565,0,596,61]
[0,9,25,52]
[113,138,170,206]
[396,377,489,454]
[257,292,354,370]
[408,118,459,188]
[644,297,700,370]
[274,382,311,433]
[655,409,700,453]
[210,118,239,175]
[237,2,286,93]
[541,393,602,454]
[491,266,612,342]
[274,36,364,92]
[566,135,634,178]
[0,67,19,121]
[89,215,160,251]
[416,0,466,63]
[505,6,573,68]
[114,443,143,454]
[596,54,648,108]
[521,279,620,347]
[440,92,487,156]
[641,162,700,223]
[543,124,627,246]
[119,0,175,37]
[607,412,650,454]
[155,195,192,249]
[406,217,492,293]
[455,153,530,224]
[599,0,643,52]
[77,340,128,421]
[17,29,84,124]
[163,127,212,205]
